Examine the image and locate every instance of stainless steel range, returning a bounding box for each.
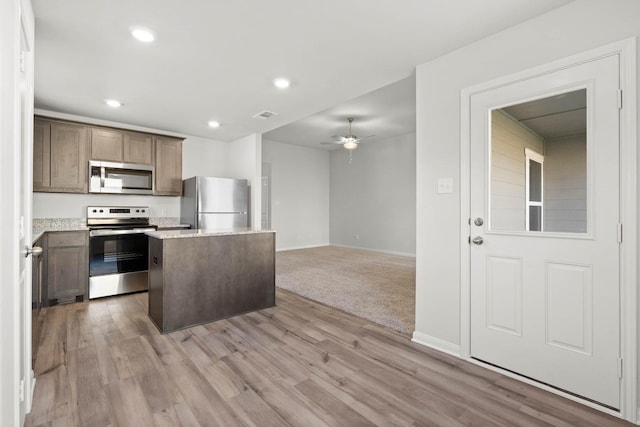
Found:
[87,206,156,299]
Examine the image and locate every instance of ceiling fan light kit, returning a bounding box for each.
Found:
[343,139,358,150]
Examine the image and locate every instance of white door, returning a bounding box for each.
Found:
[469,55,620,409]
[19,0,35,422]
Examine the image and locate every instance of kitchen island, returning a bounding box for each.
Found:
[145,228,275,333]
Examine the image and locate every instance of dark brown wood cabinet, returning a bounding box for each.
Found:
[154,136,183,196]
[124,132,153,165]
[33,119,51,190]
[46,231,88,304]
[34,116,182,195]
[34,119,89,193]
[90,128,154,165]
[50,123,89,192]
[90,127,123,161]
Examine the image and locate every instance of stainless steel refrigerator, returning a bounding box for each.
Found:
[181,176,249,229]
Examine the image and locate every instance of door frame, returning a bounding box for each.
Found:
[459,38,637,421]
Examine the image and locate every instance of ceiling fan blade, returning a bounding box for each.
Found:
[355,134,376,141]
[320,141,343,145]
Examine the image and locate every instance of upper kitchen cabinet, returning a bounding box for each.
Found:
[34,118,89,193]
[33,116,181,195]
[90,127,123,161]
[124,132,153,165]
[154,136,183,196]
[90,127,154,165]
[33,119,51,190]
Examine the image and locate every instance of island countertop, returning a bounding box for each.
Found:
[145,227,275,240]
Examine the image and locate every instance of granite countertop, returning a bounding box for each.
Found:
[31,217,189,244]
[32,218,88,244]
[146,228,275,240]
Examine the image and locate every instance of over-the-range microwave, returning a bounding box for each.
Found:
[89,160,154,195]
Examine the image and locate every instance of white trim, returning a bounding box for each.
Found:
[617,37,637,424]
[460,38,637,422]
[411,331,461,357]
[278,242,416,259]
[276,243,330,252]
[330,243,416,258]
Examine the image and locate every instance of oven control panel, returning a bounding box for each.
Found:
[87,206,150,219]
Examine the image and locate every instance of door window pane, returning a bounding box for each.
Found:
[489,89,587,233]
[529,160,542,202]
[529,206,542,232]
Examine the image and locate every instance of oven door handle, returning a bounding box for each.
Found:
[90,228,156,237]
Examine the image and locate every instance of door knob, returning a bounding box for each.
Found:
[474,217,484,226]
[471,236,484,245]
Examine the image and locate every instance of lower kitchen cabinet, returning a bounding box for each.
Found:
[46,231,88,305]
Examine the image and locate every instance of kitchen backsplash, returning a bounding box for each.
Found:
[33,217,182,231]
[33,218,87,231]
[150,217,182,227]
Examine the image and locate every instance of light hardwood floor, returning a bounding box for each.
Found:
[26,290,632,426]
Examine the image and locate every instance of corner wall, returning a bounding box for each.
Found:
[262,139,330,250]
[330,133,416,256]
[228,133,262,228]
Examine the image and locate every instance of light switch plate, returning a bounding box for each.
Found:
[437,178,453,194]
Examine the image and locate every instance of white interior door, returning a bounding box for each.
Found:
[469,55,621,409]
[19,0,35,421]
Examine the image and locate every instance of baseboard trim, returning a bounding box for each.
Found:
[330,243,416,258]
[411,331,461,358]
[276,244,330,252]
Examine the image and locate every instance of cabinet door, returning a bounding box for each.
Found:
[50,123,89,192]
[47,231,88,303]
[124,132,153,165]
[154,136,183,195]
[91,127,123,161]
[33,119,51,191]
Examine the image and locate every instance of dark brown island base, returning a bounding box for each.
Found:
[145,228,275,333]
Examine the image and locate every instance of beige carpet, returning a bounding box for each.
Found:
[276,245,415,335]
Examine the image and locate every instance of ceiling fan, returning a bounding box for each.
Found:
[320,118,374,164]
[320,117,375,150]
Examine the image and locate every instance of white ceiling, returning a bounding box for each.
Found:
[264,75,416,150]
[32,0,571,143]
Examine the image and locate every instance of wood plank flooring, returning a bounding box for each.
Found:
[26,290,632,426]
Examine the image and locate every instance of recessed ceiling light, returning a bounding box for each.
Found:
[130,27,155,43]
[208,120,220,128]
[105,99,122,108]
[273,78,290,89]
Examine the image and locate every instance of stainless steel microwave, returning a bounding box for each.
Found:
[89,161,154,195]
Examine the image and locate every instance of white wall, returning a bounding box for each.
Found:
[31,112,230,219]
[262,139,330,250]
[415,0,639,375]
[330,133,416,256]
[228,133,262,228]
